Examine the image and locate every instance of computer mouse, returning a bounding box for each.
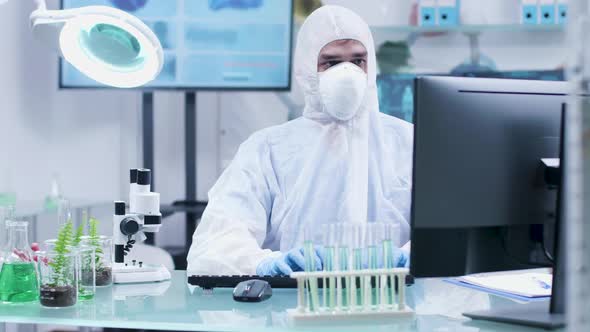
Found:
[233,279,272,302]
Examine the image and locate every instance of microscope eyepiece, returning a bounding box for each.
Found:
[130,169,138,184]
[137,169,151,186]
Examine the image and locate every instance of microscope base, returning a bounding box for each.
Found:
[113,263,172,284]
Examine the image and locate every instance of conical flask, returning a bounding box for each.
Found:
[0,221,38,303]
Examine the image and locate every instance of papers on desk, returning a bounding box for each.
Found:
[541,158,560,168]
[444,271,552,302]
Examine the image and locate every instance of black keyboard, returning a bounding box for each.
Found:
[188,274,414,290]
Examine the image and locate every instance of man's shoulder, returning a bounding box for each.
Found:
[378,113,414,142]
[379,113,413,132]
[241,118,308,149]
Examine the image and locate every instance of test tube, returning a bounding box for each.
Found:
[384,223,401,306]
[382,223,393,306]
[352,224,363,309]
[320,224,327,308]
[366,223,382,307]
[304,227,320,312]
[326,224,337,310]
[372,223,388,307]
[338,223,351,309]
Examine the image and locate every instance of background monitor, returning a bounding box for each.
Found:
[376,70,563,124]
[60,0,294,90]
[410,76,567,278]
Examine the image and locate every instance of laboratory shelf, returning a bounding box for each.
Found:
[371,23,565,34]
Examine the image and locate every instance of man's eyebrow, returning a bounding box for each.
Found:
[318,54,343,60]
[319,51,368,61]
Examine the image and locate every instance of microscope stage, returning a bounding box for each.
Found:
[113,263,171,284]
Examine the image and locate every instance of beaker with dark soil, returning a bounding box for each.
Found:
[37,250,77,307]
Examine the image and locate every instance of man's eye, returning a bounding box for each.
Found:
[352,59,366,66]
[326,61,340,68]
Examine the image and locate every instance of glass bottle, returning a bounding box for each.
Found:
[57,198,71,227]
[0,221,38,303]
[44,173,62,212]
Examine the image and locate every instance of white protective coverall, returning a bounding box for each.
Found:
[187,5,413,275]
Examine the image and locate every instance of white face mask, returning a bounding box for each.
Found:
[318,62,368,121]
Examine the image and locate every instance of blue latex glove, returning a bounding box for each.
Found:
[394,247,410,268]
[373,246,410,269]
[256,246,324,276]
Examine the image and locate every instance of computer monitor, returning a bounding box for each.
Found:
[59,0,293,90]
[411,76,567,277]
[410,77,568,329]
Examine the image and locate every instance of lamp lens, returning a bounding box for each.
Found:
[79,23,145,71]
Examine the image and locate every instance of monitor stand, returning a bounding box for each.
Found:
[463,302,564,329]
[464,104,568,330]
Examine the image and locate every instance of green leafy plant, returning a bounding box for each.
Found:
[48,221,73,286]
[87,217,103,270]
[73,221,84,246]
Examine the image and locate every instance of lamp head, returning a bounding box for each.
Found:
[31,6,163,88]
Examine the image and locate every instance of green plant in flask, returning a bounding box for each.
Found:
[39,221,78,307]
[73,217,95,300]
[80,218,112,286]
[76,245,95,300]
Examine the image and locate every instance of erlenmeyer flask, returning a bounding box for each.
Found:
[0,206,15,270]
[0,221,38,303]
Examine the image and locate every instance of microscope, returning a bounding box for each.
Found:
[112,168,171,284]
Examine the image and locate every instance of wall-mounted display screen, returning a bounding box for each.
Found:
[60,0,293,90]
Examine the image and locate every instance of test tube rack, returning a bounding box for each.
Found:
[287,268,414,321]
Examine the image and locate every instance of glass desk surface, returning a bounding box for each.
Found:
[0,271,563,332]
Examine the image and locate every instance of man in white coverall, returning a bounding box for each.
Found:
[188,5,413,276]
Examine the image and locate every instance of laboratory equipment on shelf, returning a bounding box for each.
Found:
[0,221,38,304]
[0,0,163,88]
[111,169,170,284]
[288,223,413,321]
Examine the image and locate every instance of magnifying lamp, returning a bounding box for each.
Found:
[27,0,163,88]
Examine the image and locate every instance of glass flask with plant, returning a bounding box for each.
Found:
[81,218,112,286]
[38,221,77,307]
[70,219,95,300]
